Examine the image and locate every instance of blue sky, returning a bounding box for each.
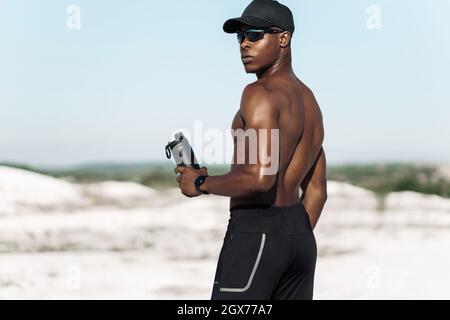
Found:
[0,0,449,167]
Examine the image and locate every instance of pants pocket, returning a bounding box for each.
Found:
[219,232,266,293]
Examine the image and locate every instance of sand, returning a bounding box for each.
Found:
[1,166,449,299]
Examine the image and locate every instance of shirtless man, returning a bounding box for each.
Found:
[175,0,327,300]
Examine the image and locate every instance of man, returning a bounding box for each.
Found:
[175,0,327,300]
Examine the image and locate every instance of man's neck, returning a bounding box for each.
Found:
[256,51,293,80]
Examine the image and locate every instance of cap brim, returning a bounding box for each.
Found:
[223,16,274,33]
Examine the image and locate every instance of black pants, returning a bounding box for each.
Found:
[211,202,317,300]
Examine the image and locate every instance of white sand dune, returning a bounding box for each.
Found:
[1,166,450,299]
[84,181,157,200]
[0,166,164,215]
[0,166,87,215]
[385,191,450,212]
[326,181,379,211]
[82,181,159,208]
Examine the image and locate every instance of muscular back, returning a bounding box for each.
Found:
[230,74,324,209]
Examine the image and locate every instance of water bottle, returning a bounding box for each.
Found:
[165,132,201,169]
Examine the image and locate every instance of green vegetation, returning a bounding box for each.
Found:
[2,161,449,198]
[328,163,450,198]
[0,161,230,190]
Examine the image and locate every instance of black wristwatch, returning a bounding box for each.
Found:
[194,175,210,194]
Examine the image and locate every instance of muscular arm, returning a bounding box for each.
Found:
[300,147,327,230]
[201,83,279,197]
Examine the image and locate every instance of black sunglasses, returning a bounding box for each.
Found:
[237,28,284,44]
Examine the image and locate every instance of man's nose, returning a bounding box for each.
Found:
[240,37,251,49]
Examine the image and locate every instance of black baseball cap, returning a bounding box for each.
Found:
[223,0,295,34]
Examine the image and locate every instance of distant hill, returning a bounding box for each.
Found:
[1,161,449,197]
[0,161,230,189]
[328,162,450,198]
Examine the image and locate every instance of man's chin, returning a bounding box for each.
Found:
[243,66,257,74]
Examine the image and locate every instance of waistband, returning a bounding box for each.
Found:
[231,201,306,215]
[226,201,312,235]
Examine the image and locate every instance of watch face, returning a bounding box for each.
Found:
[195,176,204,189]
[195,176,209,194]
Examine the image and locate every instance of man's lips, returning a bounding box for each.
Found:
[241,55,254,64]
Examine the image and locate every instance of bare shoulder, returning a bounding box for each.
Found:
[242,82,271,102]
[240,82,276,114]
[239,82,279,127]
[300,82,320,109]
[300,81,315,100]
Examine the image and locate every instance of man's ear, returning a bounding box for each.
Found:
[280,31,291,48]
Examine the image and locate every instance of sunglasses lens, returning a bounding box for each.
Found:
[237,30,265,43]
[246,31,264,42]
[237,32,245,43]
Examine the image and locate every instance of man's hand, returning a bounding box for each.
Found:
[175,166,208,198]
